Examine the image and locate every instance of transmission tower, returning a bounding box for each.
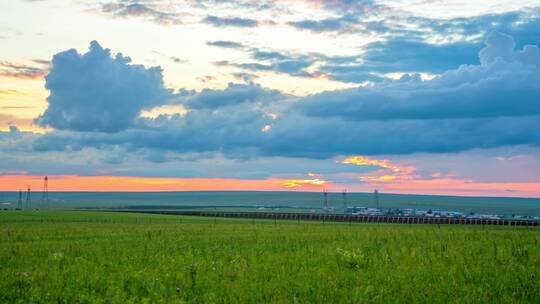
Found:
[42,176,49,209]
[323,189,328,211]
[17,190,22,209]
[342,189,347,211]
[25,186,31,209]
[373,189,379,210]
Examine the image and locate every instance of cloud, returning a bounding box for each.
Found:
[339,156,411,173]
[100,2,182,25]
[282,178,327,188]
[207,40,245,49]
[359,40,479,74]
[213,46,319,78]
[169,56,188,64]
[200,6,540,83]
[184,83,283,109]
[480,31,540,66]
[285,6,540,79]
[31,80,287,157]
[289,14,359,33]
[203,15,258,28]
[0,126,40,153]
[297,32,540,121]
[31,59,50,66]
[219,59,316,78]
[231,72,258,82]
[0,61,47,79]
[25,32,540,161]
[151,50,188,64]
[339,156,416,182]
[36,41,173,133]
[0,89,26,96]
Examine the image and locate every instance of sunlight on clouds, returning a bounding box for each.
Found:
[261,124,272,132]
[255,71,357,96]
[0,76,49,132]
[265,112,279,120]
[495,155,528,161]
[0,79,48,119]
[282,178,327,188]
[360,175,399,182]
[139,105,189,119]
[339,156,411,174]
[339,155,417,183]
[380,0,537,19]
[384,72,437,81]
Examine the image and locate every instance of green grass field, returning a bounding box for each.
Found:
[1,211,539,303]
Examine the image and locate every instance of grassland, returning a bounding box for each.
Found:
[1,211,539,303]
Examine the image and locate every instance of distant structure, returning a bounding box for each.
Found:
[373,189,379,209]
[323,189,328,211]
[42,176,49,209]
[25,186,31,209]
[17,190,23,209]
[342,189,347,211]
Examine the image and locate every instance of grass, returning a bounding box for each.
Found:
[1,211,539,303]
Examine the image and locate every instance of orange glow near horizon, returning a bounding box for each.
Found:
[359,178,540,198]
[0,175,329,192]
[0,174,538,198]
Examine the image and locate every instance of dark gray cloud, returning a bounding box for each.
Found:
[36,41,173,133]
[203,15,258,27]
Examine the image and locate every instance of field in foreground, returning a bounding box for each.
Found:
[1,211,539,303]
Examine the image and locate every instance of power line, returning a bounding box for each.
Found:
[42,176,49,209]
[342,189,347,212]
[25,186,31,209]
[17,190,22,209]
[323,188,328,211]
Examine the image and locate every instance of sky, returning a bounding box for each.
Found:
[1,0,540,196]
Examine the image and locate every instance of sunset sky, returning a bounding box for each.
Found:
[1,0,540,196]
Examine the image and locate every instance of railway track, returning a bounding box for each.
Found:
[124,210,540,226]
